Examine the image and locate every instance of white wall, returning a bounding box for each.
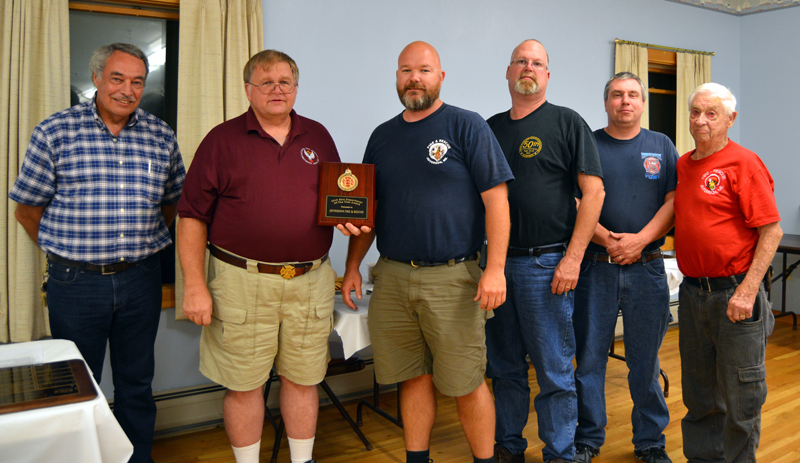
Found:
[739,7,800,314]
[740,7,800,234]
[262,0,742,276]
[100,0,760,400]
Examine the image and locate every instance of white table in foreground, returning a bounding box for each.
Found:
[0,339,133,463]
[333,294,371,359]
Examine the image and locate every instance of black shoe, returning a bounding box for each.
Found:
[494,444,524,463]
[634,447,672,463]
[574,443,600,463]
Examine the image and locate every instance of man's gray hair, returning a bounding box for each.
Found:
[603,72,647,102]
[89,43,149,81]
[689,83,737,116]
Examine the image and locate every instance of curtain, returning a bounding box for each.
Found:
[614,42,650,129]
[174,0,263,319]
[676,52,712,156]
[1,0,70,342]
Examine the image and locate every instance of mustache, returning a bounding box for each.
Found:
[403,83,427,92]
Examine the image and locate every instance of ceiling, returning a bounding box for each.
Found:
[667,0,800,15]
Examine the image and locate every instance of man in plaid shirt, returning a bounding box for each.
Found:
[9,43,185,463]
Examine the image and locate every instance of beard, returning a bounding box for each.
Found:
[514,75,539,95]
[397,82,441,112]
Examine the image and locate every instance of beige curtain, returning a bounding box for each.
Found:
[1,0,70,342]
[174,0,263,319]
[614,42,650,129]
[676,52,712,156]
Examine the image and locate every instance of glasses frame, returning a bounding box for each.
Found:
[510,59,548,71]
[247,80,298,94]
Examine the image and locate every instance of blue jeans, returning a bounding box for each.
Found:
[48,254,162,463]
[573,256,670,452]
[678,281,773,463]
[486,252,577,462]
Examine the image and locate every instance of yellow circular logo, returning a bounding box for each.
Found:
[519,136,542,158]
[337,168,359,192]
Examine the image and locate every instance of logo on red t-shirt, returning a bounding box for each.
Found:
[301,147,319,165]
[701,169,726,195]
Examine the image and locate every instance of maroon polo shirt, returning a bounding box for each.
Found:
[178,107,340,262]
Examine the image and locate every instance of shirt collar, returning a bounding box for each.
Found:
[245,107,306,143]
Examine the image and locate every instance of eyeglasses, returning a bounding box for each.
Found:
[247,80,297,94]
[510,59,548,71]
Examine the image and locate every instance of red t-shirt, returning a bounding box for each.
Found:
[674,140,780,278]
[178,108,340,262]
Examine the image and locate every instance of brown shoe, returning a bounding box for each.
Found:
[494,444,524,463]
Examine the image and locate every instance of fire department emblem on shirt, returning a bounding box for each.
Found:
[427,139,451,165]
[519,136,542,158]
[337,168,358,191]
[642,153,662,179]
[701,169,726,195]
[301,147,319,165]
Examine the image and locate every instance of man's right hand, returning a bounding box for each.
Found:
[341,269,363,310]
[183,284,213,326]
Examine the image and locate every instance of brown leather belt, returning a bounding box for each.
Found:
[47,253,141,275]
[208,244,326,279]
[584,249,663,264]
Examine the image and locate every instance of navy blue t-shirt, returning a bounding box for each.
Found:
[586,128,678,253]
[363,103,514,262]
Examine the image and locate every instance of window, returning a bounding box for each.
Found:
[647,49,677,146]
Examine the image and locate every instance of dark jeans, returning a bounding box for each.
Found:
[47,254,162,463]
[486,252,577,462]
[573,257,670,452]
[678,281,774,463]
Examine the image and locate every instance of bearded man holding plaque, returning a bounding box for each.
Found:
[177,49,366,463]
[341,41,514,463]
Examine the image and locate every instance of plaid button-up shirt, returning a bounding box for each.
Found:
[9,96,186,265]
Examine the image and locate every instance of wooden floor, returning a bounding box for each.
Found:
[152,315,800,463]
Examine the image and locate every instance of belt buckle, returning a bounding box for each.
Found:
[280,264,296,279]
[699,277,712,292]
[607,254,615,264]
[410,261,420,268]
[101,264,117,276]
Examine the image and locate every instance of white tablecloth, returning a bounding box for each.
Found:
[664,257,683,296]
[333,295,371,359]
[0,339,133,463]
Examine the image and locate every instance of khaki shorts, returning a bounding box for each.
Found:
[199,252,336,391]
[368,257,493,397]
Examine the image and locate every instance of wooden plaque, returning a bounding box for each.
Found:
[318,162,376,228]
[0,359,98,414]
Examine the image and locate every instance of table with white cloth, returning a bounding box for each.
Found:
[333,295,371,360]
[0,339,133,463]
[332,291,403,428]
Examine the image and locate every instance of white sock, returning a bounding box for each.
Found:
[287,436,315,463]
[231,440,260,463]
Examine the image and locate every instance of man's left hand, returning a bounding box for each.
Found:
[474,267,506,310]
[727,286,756,323]
[605,232,646,265]
[336,223,372,236]
[551,254,580,294]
